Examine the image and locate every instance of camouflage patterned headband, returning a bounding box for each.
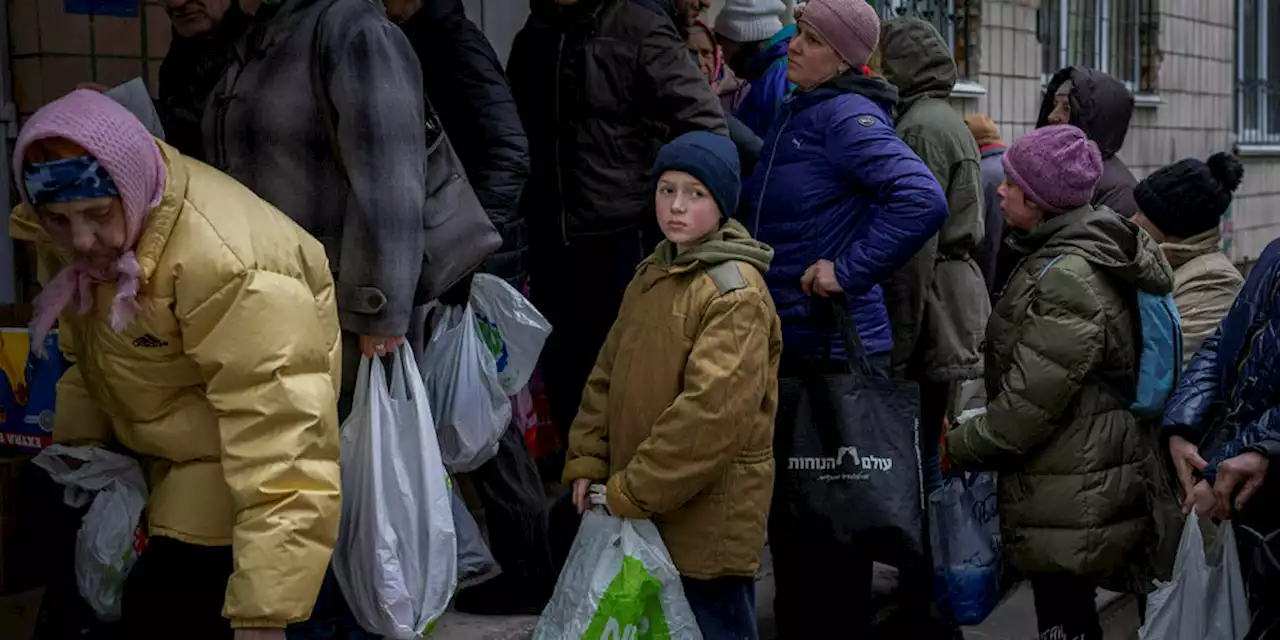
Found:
[23,156,120,207]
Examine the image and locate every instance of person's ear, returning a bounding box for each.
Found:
[1024,198,1045,221]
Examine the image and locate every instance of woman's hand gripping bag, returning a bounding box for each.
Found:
[535,508,703,640]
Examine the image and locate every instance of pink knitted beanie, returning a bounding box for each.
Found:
[1002,124,1102,215]
[799,0,880,68]
[12,89,167,353]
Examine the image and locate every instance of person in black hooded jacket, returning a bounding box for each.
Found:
[508,0,727,483]
[994,67,1138,296]
[1037,67,1139,218]
[391,0,532,287]
[385,0,556,617]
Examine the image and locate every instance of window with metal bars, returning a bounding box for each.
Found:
[876,0,979,81]
[1038,0,1158,94]
[1236,0,1280,145]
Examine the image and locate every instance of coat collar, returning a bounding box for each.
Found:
[1160,228,1223,270]
[134,140,188,284]
[1005,204,1094,256]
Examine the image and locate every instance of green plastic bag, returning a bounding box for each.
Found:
[534,509,702,639]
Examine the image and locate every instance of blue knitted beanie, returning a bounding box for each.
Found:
[651,132,741,220]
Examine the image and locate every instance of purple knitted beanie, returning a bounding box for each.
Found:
[1001,124,1102,214]
[12,89,166,353]
[800,0,880,68]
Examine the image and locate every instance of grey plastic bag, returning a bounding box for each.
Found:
[1139,511,1250,640]
[450,485,499,588]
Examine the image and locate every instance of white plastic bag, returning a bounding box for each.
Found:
[469,274,552,396]
[423,303,510,473]
[33,445,148,621]
[332,346,457,639]
[1139,511,1250,640]
[535,508,703,640]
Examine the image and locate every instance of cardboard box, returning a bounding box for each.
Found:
[0,588,42,640]
[0,330,68,452]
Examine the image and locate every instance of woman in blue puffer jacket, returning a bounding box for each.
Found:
[740,0,947,636]
[741,1,945,368]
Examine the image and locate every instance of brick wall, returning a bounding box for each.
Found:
[1231,157,1280,264]
[948,0,1042,140]
[1122,0,1234,180]
[964,0,1279,265]
[8,0,172,121]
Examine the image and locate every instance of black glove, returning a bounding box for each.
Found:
[438,271,475,307]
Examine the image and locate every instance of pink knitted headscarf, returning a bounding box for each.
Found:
[12,89,167,355]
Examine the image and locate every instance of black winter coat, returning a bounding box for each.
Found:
[156,2,251,161]
[400,0,532,286]
[508,0,728,245]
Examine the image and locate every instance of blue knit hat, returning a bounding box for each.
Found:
[651,132,741,220]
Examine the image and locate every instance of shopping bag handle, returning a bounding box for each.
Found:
[822,295,880,379]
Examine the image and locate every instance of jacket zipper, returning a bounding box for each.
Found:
[752,109,793,238]
[554,32,569,246]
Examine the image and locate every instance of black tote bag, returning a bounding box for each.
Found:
[773,297,925,566]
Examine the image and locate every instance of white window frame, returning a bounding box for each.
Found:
[1236,0,1280,151]
[879,0,985,96]
[1041,0,1152,97]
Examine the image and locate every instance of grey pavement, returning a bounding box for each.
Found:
[428,551,1141,639]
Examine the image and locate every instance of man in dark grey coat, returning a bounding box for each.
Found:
[203,0,427,391]
[204,1,427,636]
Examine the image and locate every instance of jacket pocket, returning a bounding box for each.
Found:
[582,39,635,119]
[923,258,991,382]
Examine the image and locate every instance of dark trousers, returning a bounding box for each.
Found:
[121,537,234,640]
[469,420,554,591]
[1238,522,1280,640]
[1028,573,1102,640]
[767,353,889,637]
[768,517,873,638]
[682,576,759,640]
[891,378,954,636]
[530,229,648,478]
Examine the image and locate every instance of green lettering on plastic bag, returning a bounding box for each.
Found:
[581,555,671,640]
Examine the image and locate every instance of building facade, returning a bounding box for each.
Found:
[2,0,1277,293]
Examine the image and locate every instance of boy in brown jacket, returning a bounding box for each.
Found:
[563,131,782,639]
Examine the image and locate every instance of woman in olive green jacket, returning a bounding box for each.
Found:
[946,125,1175,640]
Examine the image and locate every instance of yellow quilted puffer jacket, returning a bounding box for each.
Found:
[10,141,342,629]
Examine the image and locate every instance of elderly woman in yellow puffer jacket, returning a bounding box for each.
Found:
[10,90,341,640]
